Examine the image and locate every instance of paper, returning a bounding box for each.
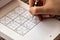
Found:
[0,31,13,40]
[0,0,60,37]
[0,1,40,36]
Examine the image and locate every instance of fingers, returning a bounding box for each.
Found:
[30,5,55,15]
[35,14,53,21]
[36,16,43,21]
[29,0,35,7]
[29,6,48,15]
[29,6,53,21]
[29,0,53,15]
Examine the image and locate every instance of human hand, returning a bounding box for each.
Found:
[29,0,60,20]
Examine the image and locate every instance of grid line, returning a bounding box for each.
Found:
[0,2,40,36]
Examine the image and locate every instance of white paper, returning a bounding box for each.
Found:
[0,1,60,40]
[0,1,40,36]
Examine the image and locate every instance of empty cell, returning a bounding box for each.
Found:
[0,16,12,25]
[15,6,25,14]
[14,16,27,25]
[30,16,40,24]
[7,21,20,30]
[7,11,19,19]
[23,21,35,29]
[21,11,33,19]
[16,26,29,35]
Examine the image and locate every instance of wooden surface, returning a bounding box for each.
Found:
[21,0,29,4]
[54,34,60,40]
[0,0,19,18]
[0,36,5,40]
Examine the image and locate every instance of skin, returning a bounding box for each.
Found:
[29,0,60,20]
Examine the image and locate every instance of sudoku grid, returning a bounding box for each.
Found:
[0,1,40,36]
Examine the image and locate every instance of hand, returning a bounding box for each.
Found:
[29,0,60,20]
